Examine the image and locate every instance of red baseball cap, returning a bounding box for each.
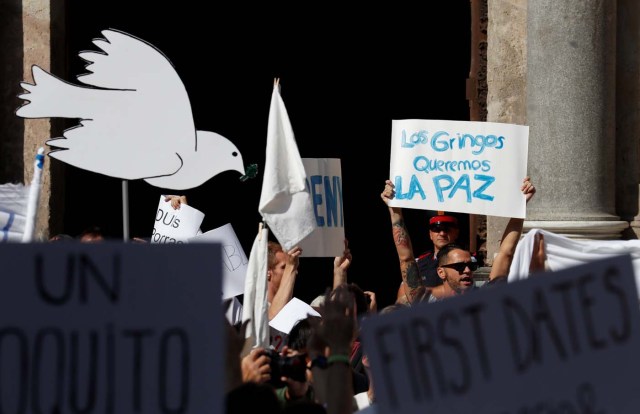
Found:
[429,215,458,227]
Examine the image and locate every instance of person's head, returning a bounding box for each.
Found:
[429,215,459,253]
[267,241,287,300]
[49,233,74,243]
[346,283,368,320]
[287,316,320,352]
[436,243,477,294]
[78,226,104,243]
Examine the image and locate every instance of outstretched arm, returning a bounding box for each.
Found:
[381,180,424,303]
[268,246,302,320]
[332,239,352,289]
[489,177,536,280]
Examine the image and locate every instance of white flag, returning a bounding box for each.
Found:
[241,226,270,348]
[0,183,29,243]
[258,83,316,250]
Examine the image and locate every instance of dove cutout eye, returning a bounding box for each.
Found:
[16,28,244,190]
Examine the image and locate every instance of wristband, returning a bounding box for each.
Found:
[327,354,351,366]
[310,355,328,369]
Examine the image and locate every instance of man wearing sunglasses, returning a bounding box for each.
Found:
[429,243,480,300]
[393,213,464,301]
[421,214,462,283]
[381,177,536,304]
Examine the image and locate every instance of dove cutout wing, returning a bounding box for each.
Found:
[16,29,244,190]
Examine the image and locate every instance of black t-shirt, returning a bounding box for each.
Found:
[416,251,443,287]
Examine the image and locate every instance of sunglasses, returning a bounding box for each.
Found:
[429,224,457,232]
[439,261,478,273]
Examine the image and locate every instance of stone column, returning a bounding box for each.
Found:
[617,0,640,238]
[486,0,528,263]
[526,0,627,239]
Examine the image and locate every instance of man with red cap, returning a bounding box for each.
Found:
[391,213,462,301]
[381,177,535,304]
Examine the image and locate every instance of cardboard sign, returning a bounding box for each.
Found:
[361,255,640,414]
[389,119,529,218]
[189,223,248,299]
[151,196,204,244]
[0,243,223,413]
[299,158,345,257]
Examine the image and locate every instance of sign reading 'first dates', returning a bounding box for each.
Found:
[361,255,640,414]
[0,243,223,414]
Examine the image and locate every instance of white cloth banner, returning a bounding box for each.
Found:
[298,158,345,257]
[258,84,316,250]
[0,184,29,243]
[509,228,640,298]
[241,227,270,348]
[189,223,248,299]
[389,119,529,218]
[151,195,205,244]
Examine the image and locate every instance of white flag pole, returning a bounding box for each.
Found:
[22,147,45,242]
[122,180,130,242]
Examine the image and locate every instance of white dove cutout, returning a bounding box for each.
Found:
[16,29,245,190]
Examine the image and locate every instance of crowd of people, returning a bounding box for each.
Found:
[220,177,541,414]
[42,181,544,414]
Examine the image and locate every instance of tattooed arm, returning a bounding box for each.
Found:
[381,180,424,304]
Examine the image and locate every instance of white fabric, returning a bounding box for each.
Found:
[354,392,372,410]
[0,184,29,243]
[225,296,244,327]
[241,227,270,348]
[258,85,316,251]
[509,228,640,298]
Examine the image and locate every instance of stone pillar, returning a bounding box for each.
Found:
[485,0,527,264]
[526,0,627,239]
[617,0,640,238]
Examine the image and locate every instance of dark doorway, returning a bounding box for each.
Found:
[62,3,471,308]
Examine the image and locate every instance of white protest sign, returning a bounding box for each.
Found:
[151,195,204,244]
[269,297,321,334]
[269,298,321,351]
[189,223,248,299]
[361,255,640,414]
[389,119,529,218]
[0,183,28,242]
[298,158,345,257]
[0,242,224,413]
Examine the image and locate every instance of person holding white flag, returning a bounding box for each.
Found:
[242,79,316,349]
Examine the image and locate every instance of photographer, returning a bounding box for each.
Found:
[273,317,321,409]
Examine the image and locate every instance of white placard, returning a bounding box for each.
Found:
[298,158,345,257]
[389,119,529,218]
[361,255,640,414]
[151,195,204,244]
[0,242,224,413]
[189,223,248,299]
[269,297,321,335]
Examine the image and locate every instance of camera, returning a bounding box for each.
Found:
[265,349,308,388]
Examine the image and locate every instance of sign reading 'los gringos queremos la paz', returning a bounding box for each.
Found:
[389,119,529,218]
